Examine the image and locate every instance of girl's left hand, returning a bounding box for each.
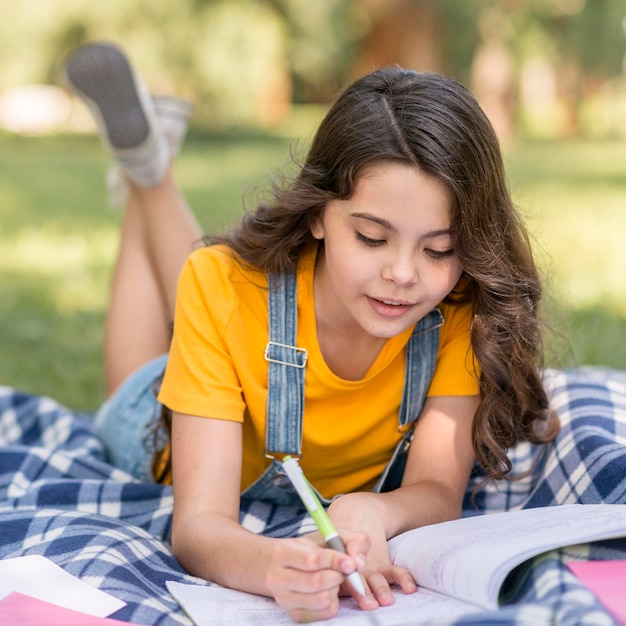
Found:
[328,493,418,606]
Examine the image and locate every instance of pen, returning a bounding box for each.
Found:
[281,455,367,597]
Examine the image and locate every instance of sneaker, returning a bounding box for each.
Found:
[62,41,169,188]
[152,95,194,157]
[107,94,194,208]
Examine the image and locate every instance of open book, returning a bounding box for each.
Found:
[167,504,626,625]
[387,503,626,610]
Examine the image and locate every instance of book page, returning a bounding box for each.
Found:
[166,580,482,626]
[388,503,626,610]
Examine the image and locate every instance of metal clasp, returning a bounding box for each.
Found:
[264,449,302,461]
[412,308,445,336]
[264,341,308,368]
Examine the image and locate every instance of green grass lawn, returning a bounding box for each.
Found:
[1,132,625,412]
[503,139,626,371]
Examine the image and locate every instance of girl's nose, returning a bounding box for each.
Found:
[382,251,418,286]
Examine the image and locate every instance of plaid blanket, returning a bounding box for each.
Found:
[1,367,625,625]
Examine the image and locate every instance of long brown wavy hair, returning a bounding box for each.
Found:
[211,68,559,481]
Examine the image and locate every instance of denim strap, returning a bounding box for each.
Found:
[372,306,444,492]
[264,272,308,458]
[398,307,444,428]
[264,271,443,457]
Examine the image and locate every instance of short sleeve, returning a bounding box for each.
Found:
[158,248,247,422]
[427,301,479,397]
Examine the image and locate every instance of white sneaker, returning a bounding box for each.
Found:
[63,42,169,187]
[107,94,194,208]
[152,95,194,157]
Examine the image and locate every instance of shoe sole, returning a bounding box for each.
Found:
[64,43,150,151]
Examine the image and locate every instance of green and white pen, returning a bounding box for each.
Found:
[281,455,367,597]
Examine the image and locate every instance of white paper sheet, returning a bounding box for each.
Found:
[166,580,481,626]
[0,555,126,617]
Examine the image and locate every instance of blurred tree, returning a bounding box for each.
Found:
[351,0,446,77]
[351,0,626,139]
[350,0,489,82]
[264,0,367,103]
[526,0,625,77]
[525,0,626,136]
[469,4,517,143]
[349,1,513,138]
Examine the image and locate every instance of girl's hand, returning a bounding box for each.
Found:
[265,532,378,622]
[328,493,418,607]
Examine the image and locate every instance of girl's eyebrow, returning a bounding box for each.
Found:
[351,211,395,230]
[350,212,452,239]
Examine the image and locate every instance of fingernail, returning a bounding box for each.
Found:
[378,589,394,605]
[365,596,379,608]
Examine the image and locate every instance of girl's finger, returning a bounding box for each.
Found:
[386,564,418,595]
[364,570,396,607]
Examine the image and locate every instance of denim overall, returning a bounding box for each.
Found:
[241,271,443,507]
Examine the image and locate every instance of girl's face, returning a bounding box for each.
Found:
[312,162,463,340]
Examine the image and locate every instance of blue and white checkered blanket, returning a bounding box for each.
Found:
[1,368,626,625]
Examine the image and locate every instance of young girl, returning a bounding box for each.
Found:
[64,42,558,622]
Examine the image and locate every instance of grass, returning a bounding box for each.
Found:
[1,132,625,412]
[503,139,626,370]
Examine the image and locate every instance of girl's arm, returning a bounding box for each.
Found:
[169,411,377,622]
[327,394,479,605]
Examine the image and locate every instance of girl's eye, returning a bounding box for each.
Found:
[426,248,455,260]
[356,232,385,247]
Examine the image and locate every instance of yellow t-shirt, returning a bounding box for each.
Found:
[158,245,478,499]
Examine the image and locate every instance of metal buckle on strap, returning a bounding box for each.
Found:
[264,341,308,368]
[413,308,445,335]
[264,449,302,461]
[397,422,414,434]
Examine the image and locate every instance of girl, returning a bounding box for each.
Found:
[64,42,558,622]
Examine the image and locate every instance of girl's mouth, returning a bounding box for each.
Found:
[368,296,414,318]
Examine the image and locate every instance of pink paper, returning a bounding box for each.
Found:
[0,592,128,625]
[568,560,626,625]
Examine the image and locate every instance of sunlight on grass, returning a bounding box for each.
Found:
[503,139,626,369]
[505,140,626,306]
[529,187,626,312]
[177,143,293,188]
[0,227,117,312]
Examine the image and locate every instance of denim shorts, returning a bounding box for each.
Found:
[93,353,169,482]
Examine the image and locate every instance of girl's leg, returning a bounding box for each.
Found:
[93,174,200,480]
[103,170,201,396]
[62,42,200,396]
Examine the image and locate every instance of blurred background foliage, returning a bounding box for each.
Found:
[0,0,625,136]
[1,0,626,410]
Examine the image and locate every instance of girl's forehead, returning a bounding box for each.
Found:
[353,162,452,204]
[325,162,454,232]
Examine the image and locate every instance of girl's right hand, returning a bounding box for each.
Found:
[264,533,378,622]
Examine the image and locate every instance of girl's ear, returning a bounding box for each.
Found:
[310,215,324,240]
